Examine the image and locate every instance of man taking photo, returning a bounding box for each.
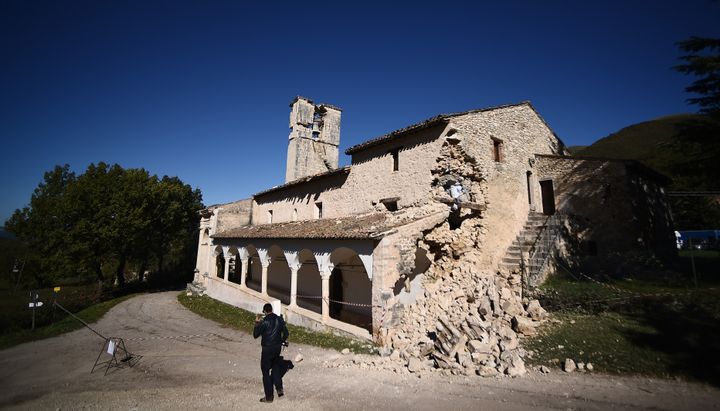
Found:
[253,303,289,403]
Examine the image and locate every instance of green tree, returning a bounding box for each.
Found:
[675,37,720,116]
[146,176,203,284]
[5,165,76,285]
[4,163,203,288]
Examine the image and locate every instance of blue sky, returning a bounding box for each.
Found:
[1,0,719,223]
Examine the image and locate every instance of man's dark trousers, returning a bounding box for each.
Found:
[261,344,283,400]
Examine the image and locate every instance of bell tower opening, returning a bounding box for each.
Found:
[285,96,342,183]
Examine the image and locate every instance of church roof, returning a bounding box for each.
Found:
[253,166,351,198]
[212,211,435,240]
[344,101,533,155]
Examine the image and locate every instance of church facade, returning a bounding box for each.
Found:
[190,96,675,344]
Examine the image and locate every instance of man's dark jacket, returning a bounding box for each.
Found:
[253,313,289,347]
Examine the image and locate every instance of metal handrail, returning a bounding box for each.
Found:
[525,213,563,284]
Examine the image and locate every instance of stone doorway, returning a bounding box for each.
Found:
[540,179,555,215]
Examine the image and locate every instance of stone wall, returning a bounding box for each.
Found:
[216,198,253,231]
[449,104,564,269]
[534,155,676,267]
[254,123,449,223]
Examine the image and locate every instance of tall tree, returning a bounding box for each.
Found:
[5,165,76,285]
[5,163,203,288]
[675,37,720,116]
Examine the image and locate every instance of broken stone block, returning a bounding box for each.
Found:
[471,352,492,364]
[477,365,498,377]
[586,363,594,371]
[499,337,519,352]
[526,299,547,320]
[506,357,526,377]
[407,357,424,373]
[563,358,576,373]
[294,354,304,363]
[341,348,351,355]
[502,300,523,316]
[511,315,537,336]
[539,365,550,374]
[467,340,492,354]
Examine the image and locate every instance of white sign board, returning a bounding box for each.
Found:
[271,300,281,317]
[28,302,44,308]
[107,340,116,355]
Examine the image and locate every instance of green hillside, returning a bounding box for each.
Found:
[577,114,720,191]
[577,114,720,229]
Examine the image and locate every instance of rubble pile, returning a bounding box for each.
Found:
[375,138,549,377]
[384,238,548,377]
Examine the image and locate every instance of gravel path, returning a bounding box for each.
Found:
[0,292,718,410]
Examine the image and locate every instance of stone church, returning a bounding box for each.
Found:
[190,96,673,374]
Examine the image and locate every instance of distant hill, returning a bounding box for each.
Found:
[566,146,588,155]
[0,229,15,239]
[576,114,720,191]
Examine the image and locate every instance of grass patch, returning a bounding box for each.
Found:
[178,294,374,354]
[527,269,720,385]
[0,293,137,350]
[679,250,720,259]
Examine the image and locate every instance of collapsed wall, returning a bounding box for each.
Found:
[374,139,547,377]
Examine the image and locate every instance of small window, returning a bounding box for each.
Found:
[267,210,273,224]
[391,149,399,171]
[292,208,298,222]
[315,202,323,219]
[492,138,503,162]
[384,201,398,211]
[380,197,400,212]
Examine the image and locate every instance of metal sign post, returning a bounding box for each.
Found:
[28,291,42,331]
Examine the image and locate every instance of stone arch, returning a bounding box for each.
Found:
[213,245,225,279]
[245,244,262,293]
[296,248,322,315]
[226,246,241,284]
[329,247,372,332]
[266,245,291,305]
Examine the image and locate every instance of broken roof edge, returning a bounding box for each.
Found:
[289,95,343,112]
[344,101,538,155]
[253,166,352,198]
[535,154,672,184]
[211,209,447,241]
[198,197,252,215]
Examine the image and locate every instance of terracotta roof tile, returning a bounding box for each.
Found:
[213,213,392,240]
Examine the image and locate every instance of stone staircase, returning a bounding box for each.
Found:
[500,212,548,276]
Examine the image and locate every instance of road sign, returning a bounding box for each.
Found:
[53,287,61,292]
[28,301,44,308]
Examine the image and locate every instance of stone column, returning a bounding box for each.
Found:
[261,259,270,296]
[289,263,300,307]
[240,258,248,288]
[223,256,231,282]
[320,264,333,323]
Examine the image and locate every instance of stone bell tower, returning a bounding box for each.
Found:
[285,96,341,183]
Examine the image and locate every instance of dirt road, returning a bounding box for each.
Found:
[0,292,718,410]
